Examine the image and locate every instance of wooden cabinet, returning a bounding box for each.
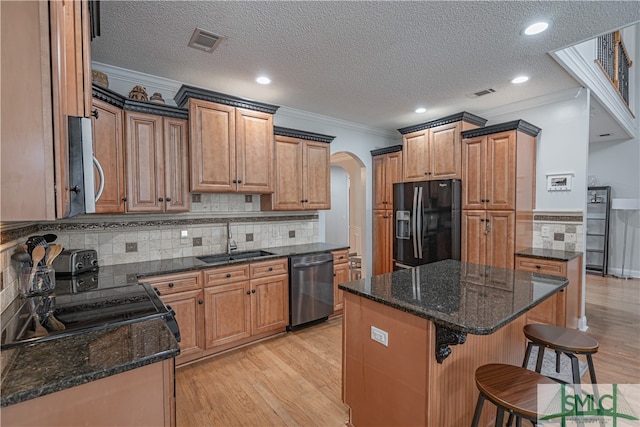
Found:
[92,98,126,213]
[203,259,288,351]
[144,271,204,365]
[125,111,190,213]
[372,147,402,274]
[515,255,582,329]
[1,0,92,220]
[462,210,515,269]
[261,129,334,211]
[373,210,394,275]
[188,99,274,193]
[460,121,539,269]
[332,250,350,313]
[1,359,175,427]
[399,114,486,183]
[372,149,403,210]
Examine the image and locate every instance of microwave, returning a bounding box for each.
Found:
[67,116,103,217]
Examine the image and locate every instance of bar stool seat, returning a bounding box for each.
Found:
[472,363,557,427]
[523,323,599,385]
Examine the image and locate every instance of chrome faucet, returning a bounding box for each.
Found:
[226,222,237,254]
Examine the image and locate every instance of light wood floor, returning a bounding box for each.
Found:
[176,275,640,426]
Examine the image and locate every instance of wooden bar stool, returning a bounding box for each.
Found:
[522,324,599,385]
[472,363,557,427]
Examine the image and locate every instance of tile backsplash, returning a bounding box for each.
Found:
[532,211,584,252]
[0,194,318,312]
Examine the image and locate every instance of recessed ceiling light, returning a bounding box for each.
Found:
[511,76,530,84]
[415,107,427,114]
[256,76,271,85]
[523,22,549,35]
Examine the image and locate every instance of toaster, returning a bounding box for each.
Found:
[52,249,99,276]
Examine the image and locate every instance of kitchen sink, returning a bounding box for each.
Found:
[197,250,274,264]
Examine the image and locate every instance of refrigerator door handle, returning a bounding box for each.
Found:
[417,186,423,259]
[411,187,418,258]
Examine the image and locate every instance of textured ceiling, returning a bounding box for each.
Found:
[91,1,640,132]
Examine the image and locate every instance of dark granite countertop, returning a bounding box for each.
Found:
[85,242,350,287]
[339,259,568,335]
[515,248,583,262]
[0,318,179,407]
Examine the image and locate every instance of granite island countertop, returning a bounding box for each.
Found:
[0,317,179,407]
[338,259,569,335]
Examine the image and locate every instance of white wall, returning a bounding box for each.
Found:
[589,138,640,277]
[325,166,350,247]
[484,89,591,211]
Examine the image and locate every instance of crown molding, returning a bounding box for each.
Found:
[274,126,335,143]
[461,120,541,138]
[550,45,637,139]
[397,112,487,135]
[371,145,402,156]
[276,106,397,139]
[92,61,183,94]
[478,87,585,119]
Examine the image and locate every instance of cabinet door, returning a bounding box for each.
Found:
[462,136,485,210]
[461,210,486,265]
[402,130,429,182]
[236,108,273,193]
[92,99,125,213]
[303,141,331,209]
[161,289,204,365]
[387,151,403,189]
[485,210,515,269]
[163,117,190,212]
[125,111,164,212]
[485,131,516,211]
[1,1,56,220]
[189,99,235,192]
[333,262,350,312]
[270,136,303,210]
[372,155,387,210]
[250,274,289,335]
[430,122,461,180]
[204,282,251,349]
[373,210,392,275]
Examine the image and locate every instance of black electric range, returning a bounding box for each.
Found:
[1,282,180,349]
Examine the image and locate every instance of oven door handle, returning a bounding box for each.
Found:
[292,259,333,268]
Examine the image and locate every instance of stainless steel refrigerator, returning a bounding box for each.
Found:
[392,179,461,269]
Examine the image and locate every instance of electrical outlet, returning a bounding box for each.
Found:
[541,226,551,238]
[181,230,188,238]
[371,326,389,347]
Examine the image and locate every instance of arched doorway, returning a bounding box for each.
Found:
[327,151,367,278]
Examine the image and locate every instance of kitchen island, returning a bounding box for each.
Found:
[339,259,569,427]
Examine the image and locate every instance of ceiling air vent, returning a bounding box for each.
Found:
[188,28,224,53]
[466,88,496,99]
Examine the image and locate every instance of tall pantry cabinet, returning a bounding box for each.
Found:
[460,120,540,269]
[371,146,403,275]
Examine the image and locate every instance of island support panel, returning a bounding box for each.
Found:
[342,293,527,427]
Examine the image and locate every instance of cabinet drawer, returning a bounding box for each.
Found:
[143,271,202,295]
[515,257,567,277]
[204,264,251,287]
[333,250,349,265]
[250,258,288,279]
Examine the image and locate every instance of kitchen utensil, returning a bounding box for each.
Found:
[26,235,49,261]
[47,314,66,331]
[29,246,46,284]
[29,298,49,338]
[46,244,64,267]
[42,234,58,243]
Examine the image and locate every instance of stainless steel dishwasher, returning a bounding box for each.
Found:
[289,252,334,329]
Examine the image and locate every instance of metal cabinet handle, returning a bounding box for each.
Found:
[122,197,128,202]
[246,290,251,295]
[198,300,204,304]
[251,289,256,294]
[165,197,171,202]
[168,282,174,288]
[226,273,231,278]
[268,267,273,271]
[91,109,99,119]
[536,265,541,269]
[159,197,164,202]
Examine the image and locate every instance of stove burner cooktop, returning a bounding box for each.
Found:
[1,283,180,349]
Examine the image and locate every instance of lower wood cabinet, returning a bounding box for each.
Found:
[373,209,393,275]
[332,249,350,314]
[143,271,204,366]
[143,259,289,365]
[515,255,582,329]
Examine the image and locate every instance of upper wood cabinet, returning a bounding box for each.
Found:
[125,111,190,213]
[461,125,538,212]
[261,127,335,211]
[185,95,277,193]
[92,98,126,214]
[372,147,403,210]
[399,113,487,183]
